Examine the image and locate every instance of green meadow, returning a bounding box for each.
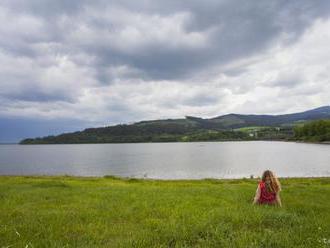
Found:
[0,176,329,247]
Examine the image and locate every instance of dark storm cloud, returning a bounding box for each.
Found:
[1,0,330,142]
[267,71,304,89]
[1,89,75,103]
[1,0,330,82]
[66,0,330,81]
[1,0,87,17]
[0,116,93,143]
[181,93,220,107]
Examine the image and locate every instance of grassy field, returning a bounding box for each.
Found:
[234,126,268,132]
[0,176,329,247]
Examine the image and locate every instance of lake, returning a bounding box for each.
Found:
[0,141,329,179]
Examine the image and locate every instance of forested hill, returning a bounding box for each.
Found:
[20,106,330,144]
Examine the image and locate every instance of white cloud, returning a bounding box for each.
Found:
[0,1,329,131]
[0,6,46,41]
[66,8,213,55]
[197,18,330,115]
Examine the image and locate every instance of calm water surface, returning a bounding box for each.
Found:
[0,141,329,179]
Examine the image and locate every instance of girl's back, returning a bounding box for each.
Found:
[253,170,282,206]
[258,181,276,204]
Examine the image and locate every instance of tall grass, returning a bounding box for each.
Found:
[0,176,329,247]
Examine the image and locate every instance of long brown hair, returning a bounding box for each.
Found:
[262,170,281,193]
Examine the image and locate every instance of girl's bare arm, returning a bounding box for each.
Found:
[253,185,261,204]
[275,192,282,207]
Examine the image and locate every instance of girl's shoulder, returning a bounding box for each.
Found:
[258,181,265,187]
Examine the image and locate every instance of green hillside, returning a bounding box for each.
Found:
[20,106,330,144]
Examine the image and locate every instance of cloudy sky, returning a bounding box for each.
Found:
[1,0,330,142]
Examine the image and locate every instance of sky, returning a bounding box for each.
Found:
[0,0,330,142]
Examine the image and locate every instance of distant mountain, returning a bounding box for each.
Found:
[20,106,330,144]
[208,106,330,128]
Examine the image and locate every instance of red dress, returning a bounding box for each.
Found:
[258,181,276,204]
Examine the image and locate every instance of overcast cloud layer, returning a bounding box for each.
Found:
[1,0,330,142]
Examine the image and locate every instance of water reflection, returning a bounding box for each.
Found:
[0,141,329,179]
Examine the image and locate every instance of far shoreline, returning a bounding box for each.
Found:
[0,174,329,182]
[2,139,329,145]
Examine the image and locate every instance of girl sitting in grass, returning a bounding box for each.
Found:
[253,170,282,207]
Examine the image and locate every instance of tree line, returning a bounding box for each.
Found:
[293,120,330,142]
